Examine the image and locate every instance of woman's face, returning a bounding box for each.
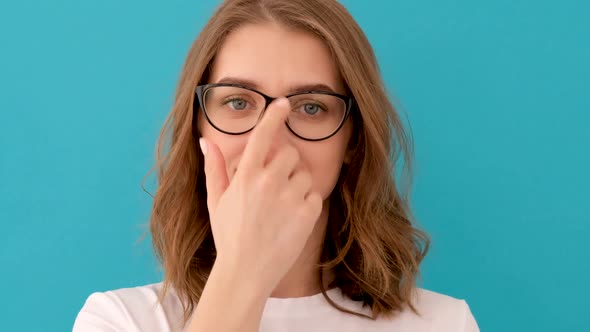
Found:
[198,22,353,201]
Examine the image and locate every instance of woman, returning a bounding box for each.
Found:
[74,0,479,331]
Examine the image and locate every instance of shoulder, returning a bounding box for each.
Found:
[404,288,479,332]
[72,282,185,332]
[291,287,479,331]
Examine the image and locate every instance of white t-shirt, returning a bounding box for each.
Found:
[73,282,479,332]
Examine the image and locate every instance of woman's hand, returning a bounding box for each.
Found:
[199,97,323,295]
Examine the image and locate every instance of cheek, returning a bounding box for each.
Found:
[198,114,249,180]
[302,145,347,200]
[305,122,352,199]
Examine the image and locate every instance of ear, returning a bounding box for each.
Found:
[343,114,360,165]
[343,146,354,164]
[343,130,360,165]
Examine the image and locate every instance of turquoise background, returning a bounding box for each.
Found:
[1,0,588,331]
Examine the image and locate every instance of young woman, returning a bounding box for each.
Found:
[74,0,479,331]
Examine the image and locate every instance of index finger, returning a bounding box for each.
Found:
[239,97,291,170]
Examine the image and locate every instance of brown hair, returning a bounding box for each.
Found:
[144,0,429,326]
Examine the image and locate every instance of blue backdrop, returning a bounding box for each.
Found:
[1,0,588,331]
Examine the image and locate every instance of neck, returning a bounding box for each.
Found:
[269,199,334,298]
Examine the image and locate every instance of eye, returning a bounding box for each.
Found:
[302,103,322,115]
[293,101,327,116]
[224,97,249,111]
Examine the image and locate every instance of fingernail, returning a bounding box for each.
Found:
[199,138,208,156]
[276,97,290,107]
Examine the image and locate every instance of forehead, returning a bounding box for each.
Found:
[209,22,345,95]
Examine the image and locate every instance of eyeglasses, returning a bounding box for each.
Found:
[194,83,354,141]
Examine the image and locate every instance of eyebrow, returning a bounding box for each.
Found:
[215,76,339,95]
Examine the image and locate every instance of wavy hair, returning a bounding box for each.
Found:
[143,0,430,326]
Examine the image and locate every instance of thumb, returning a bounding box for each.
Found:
[199,137,229,213]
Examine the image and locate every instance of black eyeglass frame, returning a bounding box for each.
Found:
[194,83,355,141]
